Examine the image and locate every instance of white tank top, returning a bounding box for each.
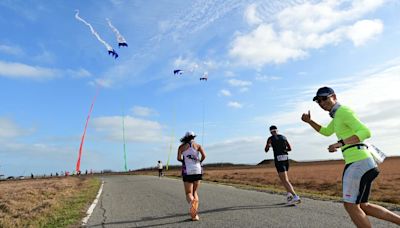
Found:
[182,142,202,175]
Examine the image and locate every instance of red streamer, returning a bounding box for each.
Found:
[76,88,99,172]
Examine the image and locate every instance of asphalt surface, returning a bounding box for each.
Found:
[85,175,399,228]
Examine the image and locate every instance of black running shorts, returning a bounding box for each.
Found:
[275,160,289,173]
[182,174,203,183]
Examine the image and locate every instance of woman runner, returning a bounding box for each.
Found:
[177,131,206,221]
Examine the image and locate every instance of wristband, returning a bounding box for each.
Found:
[338,139,345,146]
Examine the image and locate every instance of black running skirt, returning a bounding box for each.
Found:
[182,174,203,183]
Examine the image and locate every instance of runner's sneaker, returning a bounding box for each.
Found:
[287,195,301,205]
[192,215,200,221]
[286,193,293,202]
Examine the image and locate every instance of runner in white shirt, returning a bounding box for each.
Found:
[157,161,163,178]
[177,131,206,221]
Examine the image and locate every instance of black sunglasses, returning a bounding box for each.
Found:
[315,96,331,103]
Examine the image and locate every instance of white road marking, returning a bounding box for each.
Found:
[82,180,104,226]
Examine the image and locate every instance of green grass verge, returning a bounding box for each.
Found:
[35,177,101,228]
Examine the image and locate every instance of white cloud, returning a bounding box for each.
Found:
[173,56,199,72]
[131,106,157,117]
[0,44,24,56]
[230,0,385,66]
[244,3,262,26]
[92,115,163,143]
[202,60,218,70]
[228,101,243,109]
[228,79,252,87]
[205,136,266,163]
[255,74,282,81]
[0,60,94,82]
[230,24,308,65]
[227,78,252,93]
[0,118,34,139]
[224,71,236,77]
[254,58,400,158]
[0,61,58,80]
[33,50,56,64]
[219,89,232,97]
[153,0,249,41]
[68,68,92,78]
[92,78,113,88]
[276,0,384,34]
[346,19,383,46]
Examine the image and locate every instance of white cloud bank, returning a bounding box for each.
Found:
[254,58,400,158]
[0,44,24,56]
[228,101,243,109]
[227,79,252,93]
[230,0,385,66]
[92,115,163,143]
[219,89,232,97]
[131,106,157,117]
[0,60,92,81]
[0,61,58,80]
[0,118,34,139]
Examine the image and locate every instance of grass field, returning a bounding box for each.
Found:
[138,157,400,206]
[0,176,100,227]
[0,158,398,227]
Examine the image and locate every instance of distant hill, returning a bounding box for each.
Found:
[257,159,298,165]
[134,156,400,171]
[134,162,250,171]
[258,156,400,166]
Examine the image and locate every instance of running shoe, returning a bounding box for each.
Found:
[286,193,293,202]
[287,195,301,205]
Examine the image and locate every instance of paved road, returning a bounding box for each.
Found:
[86,175,399,228]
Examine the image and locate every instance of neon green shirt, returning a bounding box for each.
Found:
[319,105,372,164]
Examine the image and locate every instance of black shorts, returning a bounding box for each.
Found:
[275,161,289,173]
[182,174,202,182]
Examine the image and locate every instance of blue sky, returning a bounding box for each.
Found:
[1,0,400,176]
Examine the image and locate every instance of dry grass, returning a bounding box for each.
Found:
[0,176,100,227]
[138,157,400,205]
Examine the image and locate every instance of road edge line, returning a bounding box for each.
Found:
[81,180,105,226]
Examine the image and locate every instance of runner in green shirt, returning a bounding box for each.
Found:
[301,87,400,227]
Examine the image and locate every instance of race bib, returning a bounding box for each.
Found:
[277,155,288,161]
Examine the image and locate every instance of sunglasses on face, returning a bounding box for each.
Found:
[315,96,331,103]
